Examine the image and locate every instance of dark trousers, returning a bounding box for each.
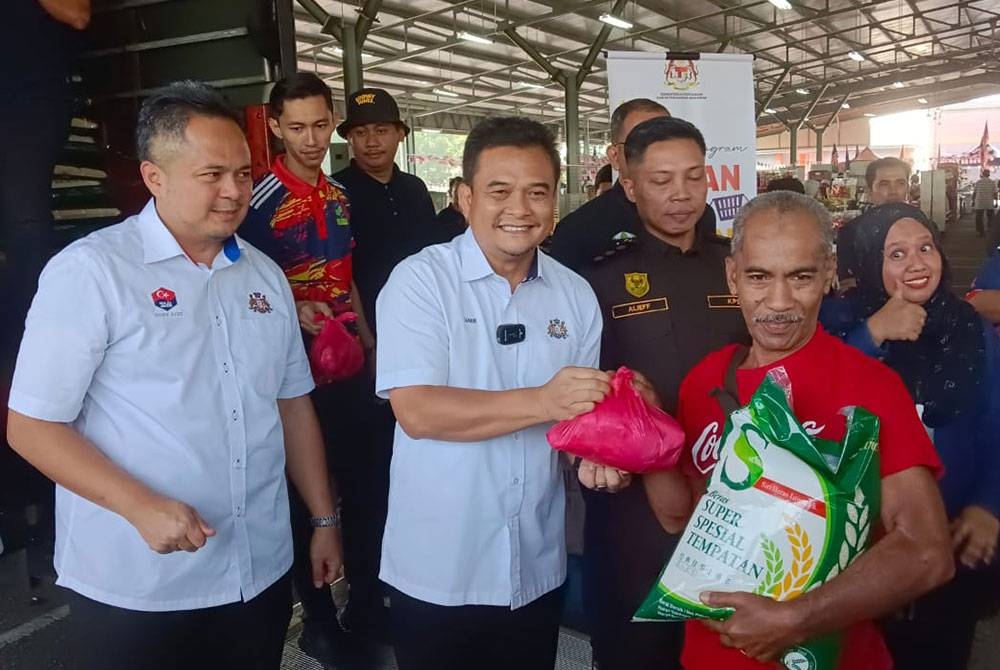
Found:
[881,567,994,670]
[289,374,394,636]
[66,572,292,670]
[974,208,994,236]
[0,87,72,369]
[388,585,565,670]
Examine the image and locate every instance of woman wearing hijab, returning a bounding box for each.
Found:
[823,203,1000,670]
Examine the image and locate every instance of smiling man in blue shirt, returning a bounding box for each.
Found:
[6,81,342,670]
[375,117,627,670]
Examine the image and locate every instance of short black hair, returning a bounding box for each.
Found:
[610,98,669,143]
[136,80,241,162]
[595,163,613,186]
[448,176,464,190]
[624,116,706,166]
[462,116,560,184]
[268,72,334,117]
[865,157,910,188]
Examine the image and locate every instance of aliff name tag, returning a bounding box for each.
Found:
[612,297,669,319]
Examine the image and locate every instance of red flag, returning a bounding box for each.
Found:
[981,122,990,168]
[831,144,840,171]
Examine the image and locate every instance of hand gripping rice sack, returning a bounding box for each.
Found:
[546,367,685,473]
[634,374,881,670]
[309,311,365,385]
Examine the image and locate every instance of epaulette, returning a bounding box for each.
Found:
[592,231,638,263]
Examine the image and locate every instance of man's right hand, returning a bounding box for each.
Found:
[296,300,334,335]
[128,495,217,554]
[539,367,611,422]
[866,281,927,346]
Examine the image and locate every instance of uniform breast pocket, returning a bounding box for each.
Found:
[232,314,290,397]
[609,297,673,342]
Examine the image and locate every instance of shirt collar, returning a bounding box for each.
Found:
[636,221,703,257]
[138,198,243,267]
[271,154,327,198]
[350,158,400,186]
[458,227,544,284]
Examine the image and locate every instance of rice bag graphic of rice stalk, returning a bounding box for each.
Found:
[634,374,881,670]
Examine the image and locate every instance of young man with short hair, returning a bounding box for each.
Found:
[238,71,372,666]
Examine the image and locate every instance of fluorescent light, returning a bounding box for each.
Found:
[847,51,865,62]
[322,46,343,57]
[864,113,877,117]
[420,128,442,134]
[796,88,810,95]
[550,105,566,112]
[768,0,792,9]
[432,88,460,97]
[599,13,634,29]
[518,80,545,89]
[917,98,929,104]
[458,31,492,45]
[764,108,778,114]
[892,81,905,88]
[841,102,851,109]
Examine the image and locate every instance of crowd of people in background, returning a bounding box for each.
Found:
[2,40,1000,670]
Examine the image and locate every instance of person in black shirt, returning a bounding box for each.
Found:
[330,88,453,644]
[595,163,613,196]
[435,175,466,239]
[548,98,717,272]
[580,117,748,670]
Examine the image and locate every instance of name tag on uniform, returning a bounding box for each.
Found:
[611,297,669,319]
[706,294,740,309]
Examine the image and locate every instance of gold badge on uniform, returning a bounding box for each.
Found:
[624,272,650,298]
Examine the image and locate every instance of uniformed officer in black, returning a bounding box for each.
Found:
[330,88,453,647]
[580,117,748,670]
[548,98,717,273]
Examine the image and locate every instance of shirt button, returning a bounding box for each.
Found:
[232,409,238,421]
[234,457,242,467]
[215,315,221,326]
[223,362,229,374]
[512,478,520,486]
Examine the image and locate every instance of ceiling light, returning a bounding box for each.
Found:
[764,108,778,114]
[421,128,442,134]
[550,105,566,112]
[917,98,928,104]
[847,51,866,62]
[518,81,545,89]
[432,88,460,97]
[322,46,343,57]
[864,113,877,117]
[598,14,634,30]
[768,0,793,9]
[458,31,492,45]
[841,102,851,109]
[796,88,810,95]
[892,81,905,88]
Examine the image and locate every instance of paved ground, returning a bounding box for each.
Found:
[1,212,996,669]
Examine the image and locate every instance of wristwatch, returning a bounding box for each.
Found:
[309,513,341,528]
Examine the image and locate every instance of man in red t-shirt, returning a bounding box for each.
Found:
[643,191,954,669]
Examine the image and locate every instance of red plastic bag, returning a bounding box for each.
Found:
[309,312,365,385]
[546,367,685,473]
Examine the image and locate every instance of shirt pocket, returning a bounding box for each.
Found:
[232,312,290,398]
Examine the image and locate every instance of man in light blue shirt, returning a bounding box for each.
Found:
[375,116,628,670]
[6,82,343,670]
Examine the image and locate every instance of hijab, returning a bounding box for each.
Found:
[838,203,985,427]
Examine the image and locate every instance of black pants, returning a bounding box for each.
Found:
[975,208,994,236]
[389,585,565,670]
[0,86,72,369]
[881,566,995,670]
[66,572,292,670]
[289,374,394,636]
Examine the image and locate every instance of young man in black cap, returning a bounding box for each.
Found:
[330,88,452,650]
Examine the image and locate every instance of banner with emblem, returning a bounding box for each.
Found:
[606,52,757,237]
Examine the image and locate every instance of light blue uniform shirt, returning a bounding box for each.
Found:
[375,228,601,608]
[9,199,314,612]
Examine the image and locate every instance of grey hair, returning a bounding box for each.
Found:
[135,80,241,162]
[731,191,835,257]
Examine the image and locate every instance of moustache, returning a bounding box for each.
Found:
[752,312,804,324]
